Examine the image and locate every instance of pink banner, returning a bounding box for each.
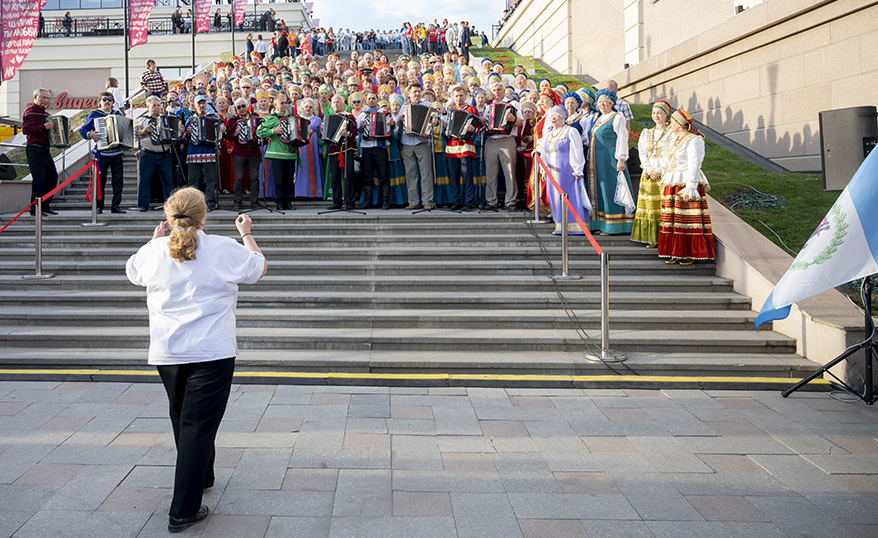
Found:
[128,0,154,49]
[233,0,248,27]
[195,0,211,34]
[0,0,46,82]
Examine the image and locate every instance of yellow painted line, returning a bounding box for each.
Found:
[0,368,831,385]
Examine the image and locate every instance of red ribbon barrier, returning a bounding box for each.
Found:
[534,153,604,256]
[0,159,97,234]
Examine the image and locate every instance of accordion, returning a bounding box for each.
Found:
[279,116,310,147]
[237,115,263,145]
[149,115,181,145]
[403,104,435,138]
[48,115,70,148]
[190,116,221,146]
[487,103,515,135]
[95,115,134,151]
[322,114,350,145]
[446,109,479,140]
[362,110,390,140]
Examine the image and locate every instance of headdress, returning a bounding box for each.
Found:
[595,88,617,104]
[671,109,703,137]
[652,100,672,116]
[563,91,582,108]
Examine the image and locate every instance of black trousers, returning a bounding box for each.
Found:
[328,150,356,205]
[26,145,58,211]
[157,357,235,519]
[270,158,296,205]
[361,146,389,189]
[97,154,124,209]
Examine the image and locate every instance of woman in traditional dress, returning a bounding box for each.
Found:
[538,106,590,234]
[587,89,635,235]
[575,88,599,155]
[631,101,672,248]
[658,109,715,265]
[563,92,585,136]
[527,89,560,215]
[294,97,324,199]
[515,101,538,210]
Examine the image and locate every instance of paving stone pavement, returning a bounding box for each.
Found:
[1,381,877,537]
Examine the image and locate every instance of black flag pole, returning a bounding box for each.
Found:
[191,8,196,73]
[123,0,130,114]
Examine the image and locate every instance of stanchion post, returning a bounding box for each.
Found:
[584,251,626,362]
[22,197,55,280]
[552,193,581,281]
[82,160,107,227]
[528,154,549,224]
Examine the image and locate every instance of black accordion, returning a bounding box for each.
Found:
[149,115,181,145]
[95,115,134,151]
[403,103,435,138]
[362,110,390,140]
[446,109,479,141]
[48,115,70,148]
[237,115,264,145]
[486,103,515,135]
[322,114,350,145]
[190,116,221,146]
[279,116,310,147]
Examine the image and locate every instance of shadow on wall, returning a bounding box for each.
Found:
[640,69,820,169]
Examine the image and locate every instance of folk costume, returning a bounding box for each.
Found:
[631,101,672,246]
[539,110,591,235]
[587,90,634,235]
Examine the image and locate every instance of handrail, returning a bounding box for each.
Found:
[534,153,604,255]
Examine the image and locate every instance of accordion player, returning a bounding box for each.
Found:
[48,115,71,148]
[403,103,436,138]
[486,103,515,135]
[446,109,479,141]
[361,110,391,140]
[95,115,135,151]
[279,116,310,147]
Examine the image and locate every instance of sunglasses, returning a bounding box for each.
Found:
[351,100,362,104]
[236,104,248,109]
[101,97,114,102]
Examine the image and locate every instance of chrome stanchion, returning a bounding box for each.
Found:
[584,252,626,362]
[528,154,549,224]
[552,193,581,281]
[22,197,55,280]
[82,161,107,227]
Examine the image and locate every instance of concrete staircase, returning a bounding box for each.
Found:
[0,155,817,378]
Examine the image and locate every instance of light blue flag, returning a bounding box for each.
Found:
[755,148,878,331]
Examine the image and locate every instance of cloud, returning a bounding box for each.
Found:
[310,0,502,36]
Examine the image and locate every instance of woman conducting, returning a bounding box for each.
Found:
[658,109,716,265]
[538,105,590,234]
[126,188,267,533]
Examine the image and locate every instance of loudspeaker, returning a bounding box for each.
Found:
[819,106,878,191]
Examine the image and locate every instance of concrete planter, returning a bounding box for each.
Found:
[0,179,32,214]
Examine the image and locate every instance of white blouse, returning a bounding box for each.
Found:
[539,124,585,177]
[637,126,670,176]
[126,231,265,366]
[661,133,709,198]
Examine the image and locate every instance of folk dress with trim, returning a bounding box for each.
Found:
[630,125,671,244]
[294,115,325,198]
[657,132,716,260]
[587,112,634,234]
[539,124,590,234]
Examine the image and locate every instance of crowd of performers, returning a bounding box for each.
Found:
[76,46,714,265]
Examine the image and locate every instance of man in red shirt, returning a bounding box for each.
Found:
[22,88,60,216]
[427,24,439,55]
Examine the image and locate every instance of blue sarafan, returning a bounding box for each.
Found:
[756,149,878,330]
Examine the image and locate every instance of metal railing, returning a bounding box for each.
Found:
[532,153,624,363]
[38,13,267,39]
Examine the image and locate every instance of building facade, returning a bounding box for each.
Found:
[493,0,878,172]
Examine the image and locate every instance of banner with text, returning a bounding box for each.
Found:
[129,0,154,49]
[195,0,212,34]
[1,0,46,81]
[234,0,248,27]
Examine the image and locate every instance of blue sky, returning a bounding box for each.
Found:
[309,0,505,37]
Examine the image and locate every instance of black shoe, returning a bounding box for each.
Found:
[462,205,473,212]
[504,206,518,212]
[28,209,35,216]
[359,203,373,209]
[207,204,219,212]
[44,209,59,215]
[138,207,148,212]
[111,206,126,214]
[451,204,463,210]
[329,203,342,210]
[484,205,498,212]
[382,203,390,210]
[96,208,103,214]
[168,505,209,533]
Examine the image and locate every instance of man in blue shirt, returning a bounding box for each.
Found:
[185,95,222,210]
[79,91,126,213]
